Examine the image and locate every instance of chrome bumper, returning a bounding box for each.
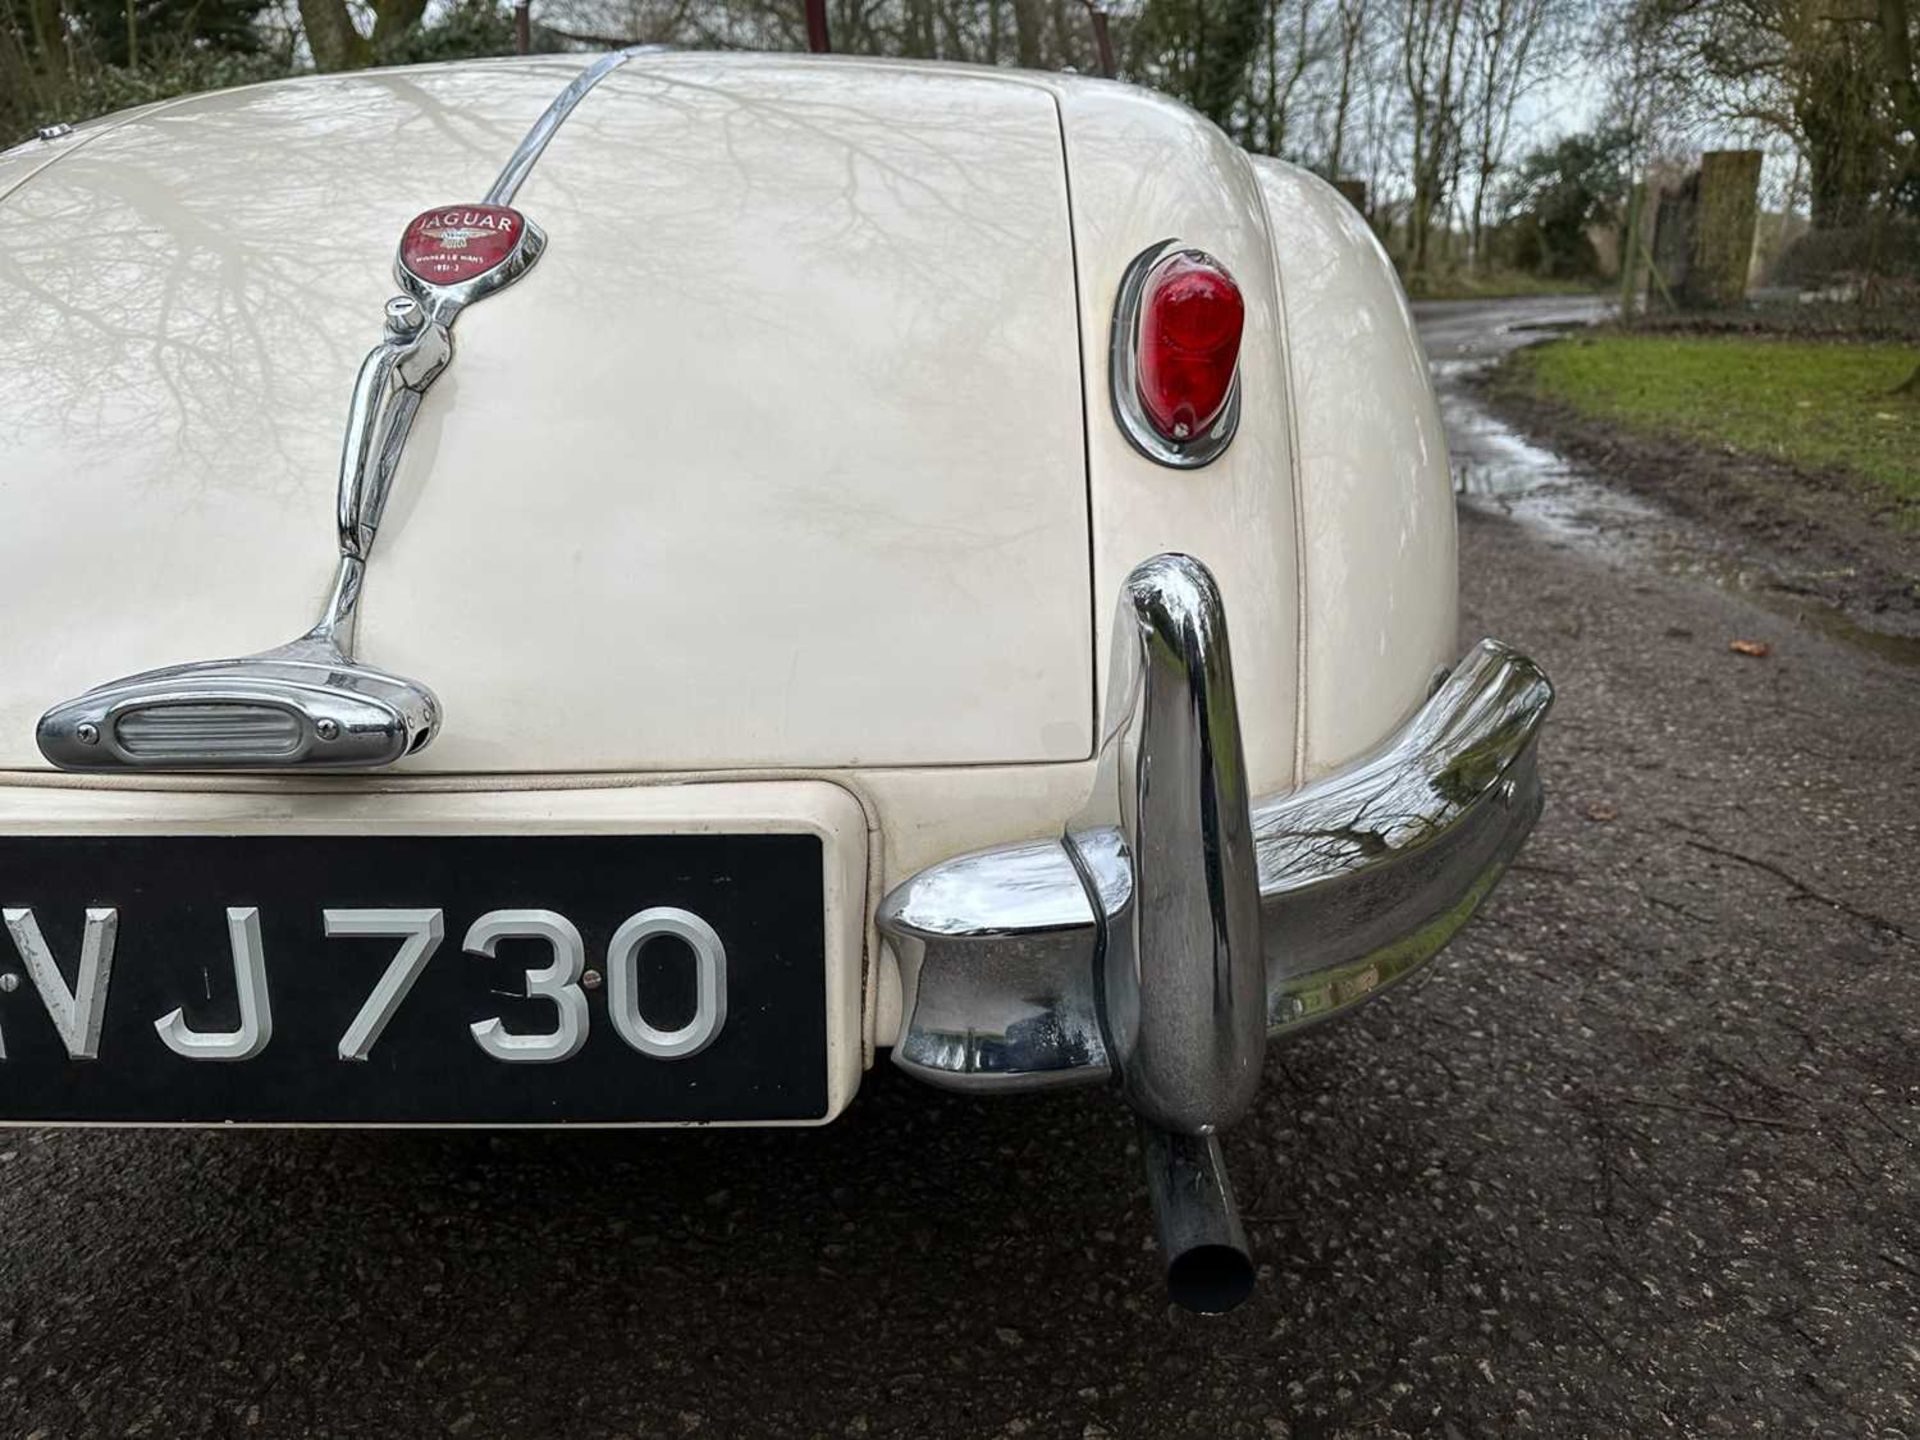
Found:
[878,555,1552,1134]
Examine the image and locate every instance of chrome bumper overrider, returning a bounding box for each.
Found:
[879,555,1552,1137]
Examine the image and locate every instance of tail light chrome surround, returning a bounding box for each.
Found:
[1109,240,1244,469]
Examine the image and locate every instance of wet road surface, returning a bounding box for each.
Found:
[1,297,1915,1438]
[1413,296,1648,544]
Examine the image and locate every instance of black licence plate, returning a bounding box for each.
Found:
[0,834,827,1124]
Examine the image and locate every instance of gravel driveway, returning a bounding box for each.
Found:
[1,298,1914,1440]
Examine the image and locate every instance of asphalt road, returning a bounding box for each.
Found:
[2,298,1915,1439]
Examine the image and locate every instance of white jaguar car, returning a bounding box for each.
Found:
[0,49,1551,1312]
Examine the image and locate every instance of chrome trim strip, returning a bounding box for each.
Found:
[877,603,1552,1099]
[333,298,451,569]
[484,47,652,205]
[1109,242,1243,469]
[36,51,648,772]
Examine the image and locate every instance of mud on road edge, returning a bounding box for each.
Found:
[1475,359,1920,645]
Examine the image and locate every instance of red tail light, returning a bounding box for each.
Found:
[1135,251,1244,442]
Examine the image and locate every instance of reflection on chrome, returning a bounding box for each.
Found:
[881,838,1111,1087]
[878,558,1552,1105]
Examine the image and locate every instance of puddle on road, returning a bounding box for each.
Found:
[1432,340,1920,670]
[1663,550,1920,668]
[1437,359,1664,553]
[1781,598,1920,666]
[1438,350,1674,570]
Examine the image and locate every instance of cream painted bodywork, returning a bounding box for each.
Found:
[1252,159,1458,776]
[1052,83,1301,797]
[0,56,1459,1080]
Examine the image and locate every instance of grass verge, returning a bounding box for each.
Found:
[1403,270,1604,302]
[1504,332,1920,523]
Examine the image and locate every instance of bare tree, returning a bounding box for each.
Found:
[1250,0,1325,153]
[1324,0,1371,176]
[1878,0,1918,180]
[1398,0,1471,273]
[1877,0,1919,390]
[296,0,429,67]
[1626,0,1915,231]
[1461,0,1560,271]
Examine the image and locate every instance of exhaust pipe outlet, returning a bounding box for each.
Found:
[1138,1121,1255,1314]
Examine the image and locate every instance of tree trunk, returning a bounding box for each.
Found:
[1012,0,1041,68]
[1797,28,1879,230]
[25,0,65,77]
[1403,0,1468,277]
[1804,119,1876,229]
[1469,182,1485,272]
[1876,0,1919,200]
[1326,5,1358,178]
[1618,179,1645,321]
[1050,0,1078,72]
[1262,0,1278,153]
[1270,0,1314,155]
[299,0,370,69]
[1879,0,1919,143]
[1192,0,1267,134]
[368,0,430,53]
[1402,0,1430,272]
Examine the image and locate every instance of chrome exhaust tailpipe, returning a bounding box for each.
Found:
[1139,1121,1255,1314]
[1067,554,1262,1312]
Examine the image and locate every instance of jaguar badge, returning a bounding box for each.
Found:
[399,204,527,287]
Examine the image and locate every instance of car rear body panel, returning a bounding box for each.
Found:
[0,56,1093,773]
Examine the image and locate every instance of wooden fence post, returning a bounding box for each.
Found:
[1087,5,1115,78]
[1618,179,1644,321]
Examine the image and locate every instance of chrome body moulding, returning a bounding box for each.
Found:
[34,49,648,772]
[877,557,1552,1116]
